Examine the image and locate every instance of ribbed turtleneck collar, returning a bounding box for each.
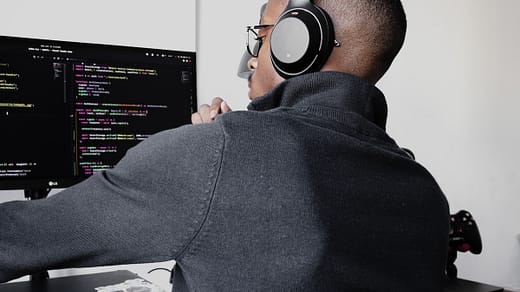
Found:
[247,71,388,129]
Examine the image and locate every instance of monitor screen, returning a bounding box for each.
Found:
[0,35,196,190]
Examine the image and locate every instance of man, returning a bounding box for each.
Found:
[0,0,449,291]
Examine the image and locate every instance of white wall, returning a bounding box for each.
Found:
[0,0,195,51]
[198,0,520,290]
[196,1,260,109]
[1,0,519,290]
[379,1,520,289]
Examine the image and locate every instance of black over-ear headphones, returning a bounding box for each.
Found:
[270,0,336,79]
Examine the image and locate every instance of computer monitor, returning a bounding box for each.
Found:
[0,35,197,191]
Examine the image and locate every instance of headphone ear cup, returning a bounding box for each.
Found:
[270,2,335,79]
[271,17,311,68]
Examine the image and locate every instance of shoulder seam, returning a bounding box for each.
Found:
[173,122,226,260]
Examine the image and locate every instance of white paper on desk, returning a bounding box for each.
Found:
[95,278,165,292]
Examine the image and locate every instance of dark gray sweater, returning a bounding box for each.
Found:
[0,72,449,291]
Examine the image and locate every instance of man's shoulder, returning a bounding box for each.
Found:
[129,121,226,158]
[216,108,299,128]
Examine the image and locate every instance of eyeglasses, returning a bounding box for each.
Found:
[246,24,274,58]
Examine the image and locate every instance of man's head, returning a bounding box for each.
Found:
[247,0,407,100]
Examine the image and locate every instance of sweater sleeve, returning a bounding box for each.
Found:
[0,122,225,283]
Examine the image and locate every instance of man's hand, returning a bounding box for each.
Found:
[191,97,232,124]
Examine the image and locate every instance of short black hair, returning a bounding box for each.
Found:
[316,0,407,81]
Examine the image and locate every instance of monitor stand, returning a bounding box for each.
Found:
[24,188,50,200]
[24,188,52,283]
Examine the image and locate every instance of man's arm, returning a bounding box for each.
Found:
[0,122,225,283]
